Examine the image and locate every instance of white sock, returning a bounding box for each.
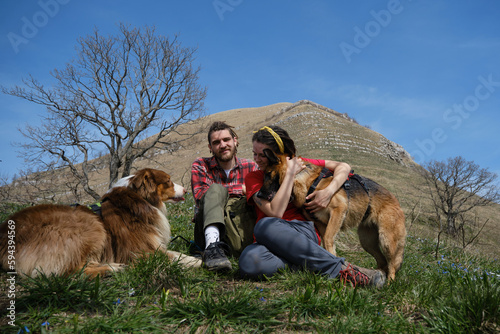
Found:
[204,225,220,249]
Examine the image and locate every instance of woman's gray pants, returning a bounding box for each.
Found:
[239,217,345,279]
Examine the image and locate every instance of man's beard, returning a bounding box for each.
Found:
[214,147,236,162]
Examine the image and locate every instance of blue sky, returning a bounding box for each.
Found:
[1,0,499,180]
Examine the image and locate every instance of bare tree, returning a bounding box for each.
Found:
[421,156,499,236]
[2,23,206,200]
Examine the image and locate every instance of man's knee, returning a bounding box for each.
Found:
[204,183,228,201]
[198,184,229,225]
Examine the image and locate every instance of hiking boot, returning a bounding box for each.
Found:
[202,242,232,271]
[338,263,386,288]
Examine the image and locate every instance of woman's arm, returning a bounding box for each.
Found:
[304,160,351,213]
[252,157,305,218]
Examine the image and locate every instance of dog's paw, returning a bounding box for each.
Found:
[180,255,202,268]
[107,262,127,273]
[166,251,202,268]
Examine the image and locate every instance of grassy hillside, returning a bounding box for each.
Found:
[1,96,500,331]
[1,195,499,333]
[4,100,500,258]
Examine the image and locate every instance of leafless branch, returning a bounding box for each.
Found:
[1,23,206,200]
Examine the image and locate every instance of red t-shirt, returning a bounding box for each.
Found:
[245,158,325,223]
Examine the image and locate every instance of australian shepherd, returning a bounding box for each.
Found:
[258,150,406,281]
[0,168,201,277]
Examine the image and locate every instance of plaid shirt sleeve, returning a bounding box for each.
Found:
[191,158,212,204]
[230,158,258,197]
[191,157,257,206]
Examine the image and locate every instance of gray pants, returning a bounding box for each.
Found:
[239,217,345,279]
[194,184,256,257]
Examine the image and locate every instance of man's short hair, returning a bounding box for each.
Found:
[208,121,238,144]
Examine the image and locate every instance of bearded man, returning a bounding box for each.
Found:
[191,121,257,271]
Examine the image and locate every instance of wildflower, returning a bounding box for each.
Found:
[17,326,30,334]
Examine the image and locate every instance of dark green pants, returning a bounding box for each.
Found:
[194,184,256,257]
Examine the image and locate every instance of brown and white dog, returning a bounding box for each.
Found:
[258,151,406,281]
[0,168,201,277]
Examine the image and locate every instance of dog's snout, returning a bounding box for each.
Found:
[174,183,186,195]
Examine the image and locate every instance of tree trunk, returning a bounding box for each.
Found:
[446,215,456,236]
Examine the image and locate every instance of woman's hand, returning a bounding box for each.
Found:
[303,160,350,213]
[304,188,335,213]
[286,157,306,176]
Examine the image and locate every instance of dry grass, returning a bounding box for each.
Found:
[5,100,500,258]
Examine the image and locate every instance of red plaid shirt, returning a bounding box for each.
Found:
[191,155,257,208]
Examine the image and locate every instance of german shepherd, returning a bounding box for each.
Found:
[258,150,406,281]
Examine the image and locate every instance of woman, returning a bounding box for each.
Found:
[239,125,386,288]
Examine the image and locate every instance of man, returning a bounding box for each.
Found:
[191,121,257,271]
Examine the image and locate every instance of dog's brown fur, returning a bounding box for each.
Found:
[261,152,406,281]
[0,168,201,277]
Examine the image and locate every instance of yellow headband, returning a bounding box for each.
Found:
[256,126,284,154]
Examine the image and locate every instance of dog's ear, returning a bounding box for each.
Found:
[130,169,149,191]
[263,148,279,166]
[130,169,161,206]
[257,171,280,201]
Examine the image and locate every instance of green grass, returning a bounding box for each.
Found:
[1,195,499,333]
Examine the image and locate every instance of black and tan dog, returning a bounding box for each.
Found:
[258,150,406,281]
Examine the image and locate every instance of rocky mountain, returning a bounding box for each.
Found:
[6,100,499,257]
[141,99,416,189]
